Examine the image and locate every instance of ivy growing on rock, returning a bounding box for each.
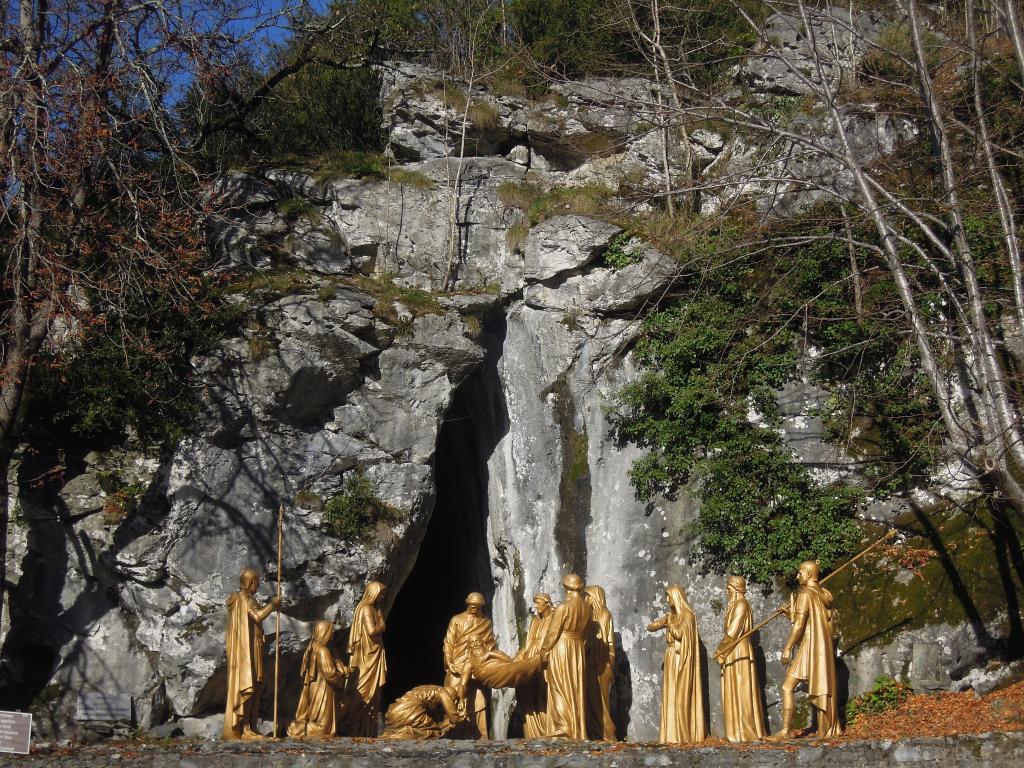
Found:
[612,293,861,583]
[29,278,247,447]
[611,204,953,582]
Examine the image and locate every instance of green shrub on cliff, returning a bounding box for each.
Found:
[846,676,912,723]
[29,282,246,446]
[610,204,952,582]
[324,471,401,541]
[612,294,861,583]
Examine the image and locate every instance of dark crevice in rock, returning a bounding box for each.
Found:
[382,313,509,705]
[546,369,591,579]
[463,127,521,159]
[0,446,122,730]
[529,254,608,292]
[529,129,626,172]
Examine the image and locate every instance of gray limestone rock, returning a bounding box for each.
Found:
[522,216,622,282]
[523,241,679,317]
[3,53,1017,746]
[738,9,884,97]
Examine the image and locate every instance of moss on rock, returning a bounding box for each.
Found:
[830,500,1024,656]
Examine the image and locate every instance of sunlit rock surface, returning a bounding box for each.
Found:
[3,52,1021,741]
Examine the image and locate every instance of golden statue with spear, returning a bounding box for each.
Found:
[222,505,286,740]
[273,503,284,738]
[714,530,896,741]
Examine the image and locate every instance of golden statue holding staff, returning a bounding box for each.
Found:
[647,585,706,745]
[443,592,498,739]
[343,580,388,736]
[286,620,349,739]
[540,573,592,740]
[710,532,894,740]
[223,567,282,741]
[768,561,842,740]
[585,585,616,741]
[713,576,765,742]
[515,593,554,739]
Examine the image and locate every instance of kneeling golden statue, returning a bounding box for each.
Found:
[287,620,349,739]
[383,663,469,740]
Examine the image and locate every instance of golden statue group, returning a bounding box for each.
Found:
[223,562,845,744]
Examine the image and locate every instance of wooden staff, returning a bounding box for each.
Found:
[714,528,897,663]
[273,503,283,737]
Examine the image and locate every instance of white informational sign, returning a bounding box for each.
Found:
[0,711,31,755]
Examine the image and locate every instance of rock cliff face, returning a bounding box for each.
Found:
[4,19,1021,741]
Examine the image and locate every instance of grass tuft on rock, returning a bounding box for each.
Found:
[323,471,402,541]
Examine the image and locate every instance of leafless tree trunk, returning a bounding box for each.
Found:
[443,72,475,290]
[617,0,696,215]
[641,0,1024,508]
[0,0,350,631]
[436,6,500,290]
[967,0,1024,338]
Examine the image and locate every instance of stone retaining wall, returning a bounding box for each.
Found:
[6,732,1024,768]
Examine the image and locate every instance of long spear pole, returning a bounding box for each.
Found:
[715,528,897,663]
[273,503,283,737]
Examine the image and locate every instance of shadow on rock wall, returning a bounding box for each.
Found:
[834,496,1024,702]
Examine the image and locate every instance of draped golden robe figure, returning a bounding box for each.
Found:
[443,592,498,739]
[584,585,616,741]
[769,561,843,740]
[383,664,469,740]
[515,593,553,739]
[287,620,349,739]
[467,639,542,688]
[647,585,706,745]
[343,580,388,736]
[223,567,282,741]
[713,576,766,742]
[539,573,592,740]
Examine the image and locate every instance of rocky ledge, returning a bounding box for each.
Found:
[7,732,1024,767]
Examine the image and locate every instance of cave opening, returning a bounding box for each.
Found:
[382,316,509,706]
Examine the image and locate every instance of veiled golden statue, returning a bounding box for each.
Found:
[647,585,706,745]
[584,585,616,741]
[713,576,766,742]
[443,592,498,739]
[286,620,349,739]
[515,593,553,739]
[769,561,842,740]
[539,573,592,740]
[343,580,388,736]
[223,567,282,741]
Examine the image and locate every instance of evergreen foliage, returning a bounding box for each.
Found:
[193,65,385,169]
[323,471,401,540]
[846,676,913,722]
[601,232,642,269]
[611,280,862,582]
[29,283,246,446]
[609,206,955,581]
[511,0,620,76]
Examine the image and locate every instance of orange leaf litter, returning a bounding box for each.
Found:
[842,678,1024,741]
